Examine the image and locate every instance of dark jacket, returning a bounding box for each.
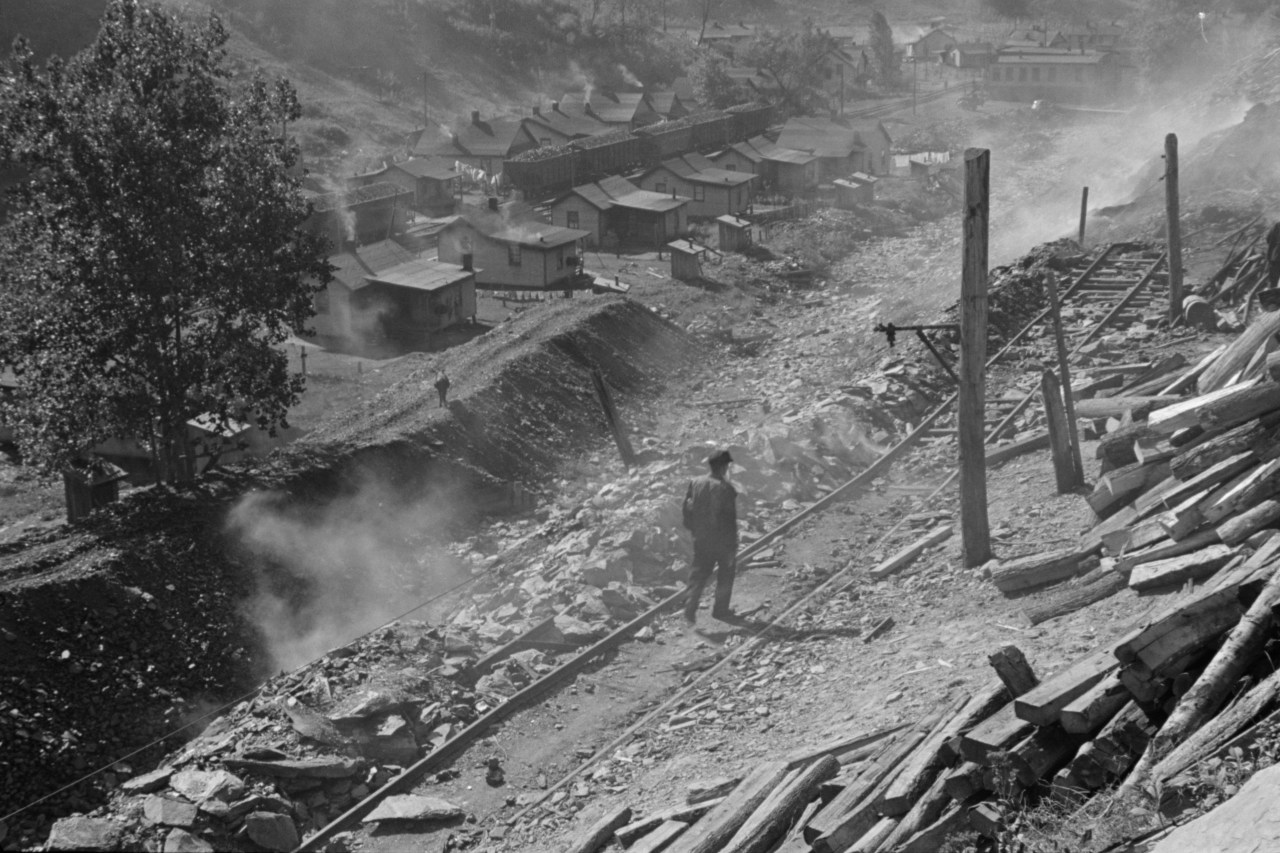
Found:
[683,474,738,550]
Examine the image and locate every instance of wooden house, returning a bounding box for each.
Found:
[436,214,590,292]
[635,153,757,220]
[375,158,459,215]
[408,111,539,174]
[776,116,892,180]
[986,49,1132,104]
[697,21,756,56]
[946,43,995,69]
[910,27,958,61]
[523,103,612,147]
[548,175,689,249]
[712,135,819,195]
[63,457,129,523]
[310,239,477,353]
[557,90,661,129]
[647,91,691,121]
[306,181,413,248]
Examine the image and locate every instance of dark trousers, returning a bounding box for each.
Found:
[436,387,448,406]
[685,541,735,621]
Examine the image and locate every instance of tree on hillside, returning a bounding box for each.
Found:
[689,50,745,108]
[982,0,1032,18]
[738,23,839,113]
[0,0,331,482]
[1130,0,1214,89]
[868,10,897,89]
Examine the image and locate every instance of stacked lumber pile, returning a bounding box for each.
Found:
[600,535,1280,852]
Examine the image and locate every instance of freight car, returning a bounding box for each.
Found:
[505,103,774,199]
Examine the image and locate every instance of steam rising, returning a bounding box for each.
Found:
[228,473,470,674]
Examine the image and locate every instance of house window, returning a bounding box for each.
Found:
[655,181,667,194]
[508,243,522,266]
[725,163,737,171]
[566,210,579,229]
[694,184,705,201]
[1048,67,1056,82]
[1031,67,1040,82]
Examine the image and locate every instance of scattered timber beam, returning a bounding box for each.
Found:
[1129,543,1236,592]
[1075,396,1182,421]
[1216,499,1280,546]
[899,801,969,853]
[1005,726,1085,786]
[989,646,1039,697]
[627,820,687,853]
[1200,458,1280,525]
[1148,382,1259,435]
[1169,419,1268,481]
[1160,344,1227,395]
[1022,571,1128,627]
[869,525,953,580]
[1200,311,1280,393]
[986,431,1050,466]
[1114,528,1220,574]
[1060,672,1130,734]
[990,548,1098,594]
[566,805,633,853]
[664,761,791,853]
[875,773,952,852]
[782,723,908,770]
[959,704,1034,767]
[848,817,897,853]
[1096,423,1156,468]
[1113,586,1246,681]
[1014,648,1118,727]
[1042,369,1078,492]
[881,693,973,816]
[720,755,839,853]
[1198,383,1280,433]
[615,799,727,846]
[944,761,987,802]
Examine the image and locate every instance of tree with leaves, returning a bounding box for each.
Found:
[738,23,838,113]
[0,0,331,482]
[868,10,897,90]
[689,50,745,108]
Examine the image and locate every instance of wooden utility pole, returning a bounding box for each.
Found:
[1041,369,1076,493]
[959,148,992,567]
[1165,133,1184,322]
[1044,271,1084,487]
[1078,186,1089,246]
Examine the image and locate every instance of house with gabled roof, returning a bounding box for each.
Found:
[310,239,477,353]
[776,116,892,180]
[945,42,995,69]
[910,27,958,61]
[547,175,689,249]
[436,210,591,292]
[647,91,691,121]
[635,153,758,220]
[523,102,612,147]
[408,111,539,174]
[557,90,661,129]
[351,157,460,215]
[698,21,756,55]
[711,135,819,195]
[305,181,414,248]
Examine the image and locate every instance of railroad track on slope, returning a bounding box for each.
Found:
[842,87,956,121]
[295,242,1169,851]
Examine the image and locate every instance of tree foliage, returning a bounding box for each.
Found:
[1130,0,1214,89]
[738,23,839,113]
[689,50,745,109]
[982,0,1032,18]
[868,10,897,89]
[0,0,331,480]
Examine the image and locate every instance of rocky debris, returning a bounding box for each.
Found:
[120,767,173,795]
[222,756,364,779]
[168,769,244,803]
[162,828,214,853]
[362,794,464,824]
[142,795,198,828]
[243,811,299,852]
[44,815,123,852]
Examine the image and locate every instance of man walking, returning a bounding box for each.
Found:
[682,449,739,625]
[434,370,451,407]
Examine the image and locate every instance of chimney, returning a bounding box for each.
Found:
[450,131,459,146]
[488,196,499,212]
[471,110,481,125]
[462,252,474,271]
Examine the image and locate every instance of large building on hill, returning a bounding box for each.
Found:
[985,49,1133,104]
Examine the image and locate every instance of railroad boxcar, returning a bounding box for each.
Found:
[505,145,578,197]
[571,129,646,180]
[726,103,774,142]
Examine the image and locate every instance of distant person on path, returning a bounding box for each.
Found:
[682,449,740,625]
[434,370,450,407]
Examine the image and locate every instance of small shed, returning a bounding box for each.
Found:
[667,240,708,282]
[833,173,876,208]
[63,457,129,523]
[716,215,753,253]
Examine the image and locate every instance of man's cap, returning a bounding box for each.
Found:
[707,449,733,467]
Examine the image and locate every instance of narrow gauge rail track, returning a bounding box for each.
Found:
[295,243,1168,851]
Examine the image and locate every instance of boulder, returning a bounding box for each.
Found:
[162,828,214,853]
[143,795,199,828]
[243,812,299,852]
[45,816,123,852]
[223,756,362,779]
[169,768,245,803]
[362,794,464,824]
[361,714,420,764]
[120,766,173,794]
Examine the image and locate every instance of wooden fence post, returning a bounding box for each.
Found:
[1041,369,1076,493]
[1044,271,1084,487]
[1166,133,1184,322]
[1078,186,1089,247]
[960,148,992,567]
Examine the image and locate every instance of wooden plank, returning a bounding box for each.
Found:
[847,816,897,853]
[1102,516,1171,556]
[869,524,953,579]
[1156,451,1257,513]
[943,762,986,802]
[958,703,1033,766]
[1014,648,1118,727]
[664,761,791,853]
[615,800,727,846]
[1201,457,1280,524]
[1169,419,1267,481]
[1042,369,1079,492]
[1216,499,1280,546]
[1005,726,1085,786]
[1080,505,1139,553]
[1199,377,1280,433]
[1023,570,1128,627]
[721,755,839,853]
[989,548,1096,594]
[1060,672,1130,734]
[782,723,909,770]
[1114,587,1246,680]
[874,773,952,852]
[1134,436,1178,466]
[986,431,1050,467]
[1129,544,1236,592]
[566,805,633,853]
[899,802,968,853]
[880,693,973,816]
[1155,487,1212,541]
[988,646,1039,697]
[1102,459,1171,498]
[1075,395,1182,421]
[627,820,687,853]
[1113,527,1221,574]
[1159,344,1226,395]
[1148,381,1259,435]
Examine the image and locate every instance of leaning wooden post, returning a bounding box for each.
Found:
[1078,186,1088,246]
[959,148,992,567]
[1165,133,1184,322]
[1044,271,1084,487]
[1041,369,1076,493]
[590,367,637,467]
